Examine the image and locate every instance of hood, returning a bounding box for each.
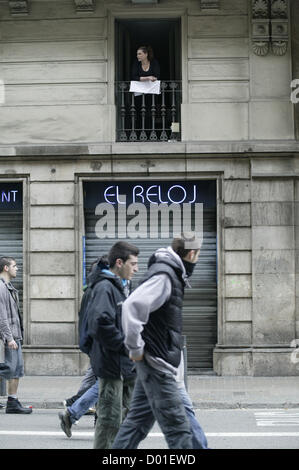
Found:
[88,263,124,293]
[148,246,190,287]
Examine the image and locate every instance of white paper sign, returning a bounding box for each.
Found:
[129,80,161,96]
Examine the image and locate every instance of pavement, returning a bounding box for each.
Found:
[1,374,299,409]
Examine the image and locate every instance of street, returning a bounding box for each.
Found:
[0,408,299,450]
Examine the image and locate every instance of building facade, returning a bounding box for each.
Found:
[0,0,298,376]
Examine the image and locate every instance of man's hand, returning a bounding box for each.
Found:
[7,340,18,350]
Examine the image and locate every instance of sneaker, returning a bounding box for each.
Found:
[6,397,33,414]
[58,410,72,438]
[0,403,5,409]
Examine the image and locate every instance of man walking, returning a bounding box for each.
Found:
[87,241,139,449]
[0,256,32,414]
[112,232,203,449]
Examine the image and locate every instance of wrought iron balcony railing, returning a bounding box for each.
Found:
[115,80,182,142]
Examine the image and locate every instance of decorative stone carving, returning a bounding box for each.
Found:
[270,0,288,55]
[200,0,220,8]
[8,0,29,16]
[73,0,95,12]
[252,0,269,17]
[252,40,270,56]
[251,0,289,56]
[251,0,270,56]
[271,0,288,17]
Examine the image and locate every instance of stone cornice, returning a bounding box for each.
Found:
[0,141,298,158]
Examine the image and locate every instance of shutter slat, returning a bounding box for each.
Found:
[0,210,23,315]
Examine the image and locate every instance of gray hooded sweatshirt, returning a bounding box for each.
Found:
[121,246,189,383]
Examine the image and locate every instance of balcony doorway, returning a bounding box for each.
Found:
[115,18,182,142]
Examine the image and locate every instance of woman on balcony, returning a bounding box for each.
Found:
[131,45,160,139]
[131,45,160,82]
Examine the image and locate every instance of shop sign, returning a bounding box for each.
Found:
[84,180,216,245]
[0,183,22,210]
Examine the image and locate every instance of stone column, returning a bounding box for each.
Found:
[252,177,296,374]
[27,167,79,374]
[214,160,253,376]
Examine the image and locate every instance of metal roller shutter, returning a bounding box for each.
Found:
[0,183,23,315]
[83,180,217,371]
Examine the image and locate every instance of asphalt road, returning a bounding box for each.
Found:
[0,408,299,450]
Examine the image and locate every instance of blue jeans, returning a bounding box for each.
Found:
[178,386,209,449]
[67,380,99,424]
[77,365,97,395]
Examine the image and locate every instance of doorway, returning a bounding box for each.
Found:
[115,18,182,142]
[83,179,217,371]
[115,18,181,82]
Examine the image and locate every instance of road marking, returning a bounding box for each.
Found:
[255,411,299,426]
[206,432,299,437]
[0,431,93,437]
[1,431,299,438]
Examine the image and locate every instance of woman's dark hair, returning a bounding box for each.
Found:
[108,241,139,268]
[137,45,154,61]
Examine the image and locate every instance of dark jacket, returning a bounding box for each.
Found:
[78,257,109,355]
[131,58,160,81]
[87,267,135,380]
[140,252,185,368]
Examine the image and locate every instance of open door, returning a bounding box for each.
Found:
[115,18,182,141]
[115,18,181,82]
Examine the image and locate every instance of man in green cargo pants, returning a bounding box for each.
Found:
[87,241,139,449]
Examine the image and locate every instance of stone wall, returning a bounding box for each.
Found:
[214,157,299,376]
[0,153,297,376]
[0,0,295,144]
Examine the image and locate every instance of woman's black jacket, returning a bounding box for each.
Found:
[131,58,160,81]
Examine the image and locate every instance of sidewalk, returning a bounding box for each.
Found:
[1,375,299,409]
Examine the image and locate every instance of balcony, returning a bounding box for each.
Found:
[115,80,182,142]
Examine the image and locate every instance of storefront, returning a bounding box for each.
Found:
[0,182,23,313]
[83,179,217,371]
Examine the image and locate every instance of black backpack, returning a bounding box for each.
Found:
[78,284,94,355]
[78,255,109,355]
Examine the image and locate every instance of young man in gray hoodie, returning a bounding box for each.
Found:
[112,232,208,449]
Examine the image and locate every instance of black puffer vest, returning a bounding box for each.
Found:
[141,257,185,368]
